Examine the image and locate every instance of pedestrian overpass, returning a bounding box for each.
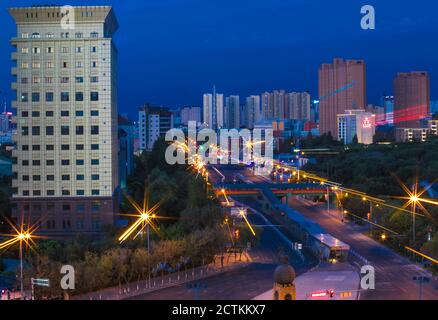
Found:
[214,182,328,198]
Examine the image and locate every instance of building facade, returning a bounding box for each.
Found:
[225,95,240,129]
[319,58,366,139]
[9,6,119,234]
[203,92,224,129]
[138,105,173,151]
[245,95,261,129]
[180,106,201,126]
[337,110,376,145]
[118,115,134,190]
[393,72,430,129]
[381,95,394,125]
[288,92,311,121]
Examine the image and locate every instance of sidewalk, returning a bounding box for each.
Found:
[72,253,251,300]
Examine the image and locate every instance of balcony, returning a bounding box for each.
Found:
[11,82,17,90]
[11,67,17,76]
[11,52,17,60]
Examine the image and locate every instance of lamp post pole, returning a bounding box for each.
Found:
[20,240,24,300]
[412,202,416,243]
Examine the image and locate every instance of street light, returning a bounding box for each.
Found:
[410,195,419,243]
[0,224,37,300]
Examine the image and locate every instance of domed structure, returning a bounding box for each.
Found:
[273,255,296,300]
[274,264,296,285]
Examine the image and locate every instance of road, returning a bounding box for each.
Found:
[213,166,438,300]
[127,200,315,300]
[289,198,438,300]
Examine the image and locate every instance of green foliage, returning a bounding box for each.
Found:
[421,232,438,261]
[305,139,438,196]
[307,139,438,260]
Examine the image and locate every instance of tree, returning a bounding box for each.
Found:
[352,134,359,145]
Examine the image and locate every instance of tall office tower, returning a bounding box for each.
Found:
[180,106,202,126]
[288,92,311,121]
[381,95,394,125]
[138,105,174,151]
[216,93,224,129]
[225,95,240,129]
[245,95,261,129]
[203,92,224,129]
[311,99,320,123]
[203,94,213,128]
[118,115,135,190]
[273,90,287,119]
[261,92,274,120]
[319,58,366,139]
[9,6,119,235]
[393,72,430,129]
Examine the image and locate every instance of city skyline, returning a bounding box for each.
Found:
[1,0,438,120]
[1,3,438,303]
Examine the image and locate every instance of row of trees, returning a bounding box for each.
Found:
[303,139,438,260]
[26,227,226,299]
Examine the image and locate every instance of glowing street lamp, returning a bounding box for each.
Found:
[410,195,419,242]
[0,221,38,300]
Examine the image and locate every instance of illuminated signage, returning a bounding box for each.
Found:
[362,117,372,129]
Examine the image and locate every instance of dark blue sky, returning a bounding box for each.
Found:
[1,0,438,119]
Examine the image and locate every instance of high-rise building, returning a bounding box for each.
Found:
[9,6,119,234]
[261,92,274,120]
[225,95,240,129]
[245,95,261,129]
[203,92,224,129]
[381,95,394,125]
[0,111,12,134]
[261,91,289,120]
[311,99,320,123]
[288,92,311,121]
[337,110,375,145]
[118,115,135,190]
[319,58,366,139]
[273,90,287,119]
[138,105,174,151]
[180,106,202,126]
[393,72,430,129]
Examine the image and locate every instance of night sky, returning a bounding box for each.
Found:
[0,0,437,119]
